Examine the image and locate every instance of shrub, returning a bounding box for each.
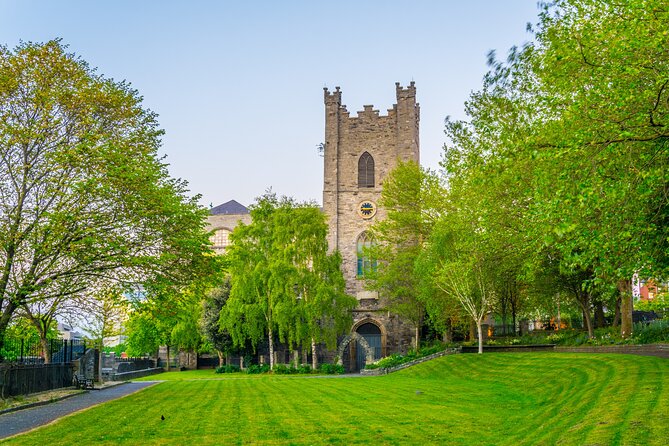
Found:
[271,363,313,374]
[296,364,312,374]
[246,364,271,374]
[633,320,669,344]
[273,364,293,375]
[215,364,240,374]
[364,344,449,370]
[319,363,345,375]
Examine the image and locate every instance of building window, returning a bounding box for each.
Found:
[358,152,375,188]
[357,231,377,277]
[211,229,231,250]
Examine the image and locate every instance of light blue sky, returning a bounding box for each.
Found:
[1,1,539,207]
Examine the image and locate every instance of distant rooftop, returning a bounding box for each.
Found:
[210,200,249,215]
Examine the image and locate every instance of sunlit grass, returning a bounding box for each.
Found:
[4,353,668,445]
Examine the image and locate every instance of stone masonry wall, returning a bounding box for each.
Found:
[323,83,420,359]
[206,213,252,254]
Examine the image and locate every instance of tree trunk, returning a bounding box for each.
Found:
[414,324,420,351]
[612,297,621,327]
[575,291,594,338]
[39,336,51,364]
[268,328,274,369]
[28,314,53,364]
[594,301,606,328]
[166,345,170,371]
[98,344,104,383]
[442,320,452,343]
[582,307,594,338]
[619,279,633,339]
[217,350,224,367]
[293,350,299,368]
[311,338,317,370]
[477,319,483,354]
[0,300,17,354]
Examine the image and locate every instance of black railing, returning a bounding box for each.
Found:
[0,337,88,364]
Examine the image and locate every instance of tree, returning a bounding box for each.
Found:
[19,289,82,363]
[441,0,669,339]
[367,161,445,349]
[0,40,215,353]
[422,202,496,354]
[125,308,164,358]
[80,286,129,350]
[220,193,354,369]
[277,205,355,368]
[201,279,234,366]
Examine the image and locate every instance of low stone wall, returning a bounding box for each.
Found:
[556,344,669,359]
[461,344,556,353]
[360,347,461,376]
[110,367,164,381]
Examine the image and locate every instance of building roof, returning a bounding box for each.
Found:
[210,200,249,215]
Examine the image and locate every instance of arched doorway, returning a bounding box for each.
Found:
[355,322,382,370]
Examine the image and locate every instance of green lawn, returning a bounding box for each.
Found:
[4,353,668,445]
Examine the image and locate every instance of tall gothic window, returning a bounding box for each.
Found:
[357,231,377,277]
[358,152,375,188]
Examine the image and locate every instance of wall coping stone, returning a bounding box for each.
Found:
[110,367,164,381]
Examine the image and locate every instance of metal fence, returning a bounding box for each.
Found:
[1,337,88,364]
[0,362,73,398]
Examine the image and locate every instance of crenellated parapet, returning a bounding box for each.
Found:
[323,86,342,106]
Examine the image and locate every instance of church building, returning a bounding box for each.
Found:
[208,83,420,371]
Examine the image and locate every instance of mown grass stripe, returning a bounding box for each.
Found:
[3,353,668,445]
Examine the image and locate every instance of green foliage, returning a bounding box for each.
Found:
[214,364,241,374]
[200,279,235,358]
[436,0,669,340]
[245,364,271,374]
[80,285,129,348]
[221,193,355,368]
[317,363,345,375]
[491,322,669,346]
[365,344,447,370]
[272,364,313,375]
[0,40,217,349]
[125,309,164,357]
[102,343,127,356]
[632,320,669,344]
[367,161,447,347]
[635,294,669,318]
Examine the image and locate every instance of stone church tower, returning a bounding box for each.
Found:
[323,82,419,370]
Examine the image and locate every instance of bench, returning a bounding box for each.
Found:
[73,374,95,390]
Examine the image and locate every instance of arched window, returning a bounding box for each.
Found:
[358,152,375,188]
[211,228,231,250]
[356,231,377,277]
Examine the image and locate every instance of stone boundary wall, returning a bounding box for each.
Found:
[110,367,164,381]
[461,344,556,353]
[556,344,669,359]
[360,347,461,376]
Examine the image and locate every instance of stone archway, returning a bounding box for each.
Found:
[336,332,373,366]
[351,318,387,358]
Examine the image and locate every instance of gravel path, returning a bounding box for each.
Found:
[0,381,159,440]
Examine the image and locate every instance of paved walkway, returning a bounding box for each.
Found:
[0,381,158,440]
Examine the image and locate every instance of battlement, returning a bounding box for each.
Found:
[396,81,416,99]
[325,83,416,120]
[324,86,341,105]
